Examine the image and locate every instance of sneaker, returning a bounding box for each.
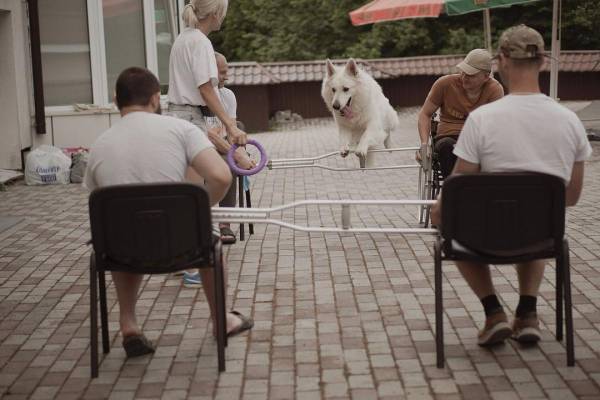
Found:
[512,313,541,344]
[183,271,202,287]
[478,311,512,346]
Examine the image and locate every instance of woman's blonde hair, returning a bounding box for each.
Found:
[182,0,228,28]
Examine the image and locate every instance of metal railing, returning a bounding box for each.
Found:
[213,199,438,235]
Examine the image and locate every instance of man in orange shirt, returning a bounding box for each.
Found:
[417,49,504,177]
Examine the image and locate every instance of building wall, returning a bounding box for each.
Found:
[229,85,270,132]
[229,71,599,135]
[268,82,330,119]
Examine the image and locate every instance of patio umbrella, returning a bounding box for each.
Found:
[349,0,561,98]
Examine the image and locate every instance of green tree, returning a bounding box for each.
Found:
[211,0,600,62]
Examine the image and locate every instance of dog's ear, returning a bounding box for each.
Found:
[325,59,336,77]
[345,59,359,77]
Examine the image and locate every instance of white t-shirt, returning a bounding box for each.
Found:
[168,28,218,106]
[83,112,214,190]
[454,94,592,184]
[219,87,237,118]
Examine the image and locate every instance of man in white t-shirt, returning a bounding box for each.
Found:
[432,25,592,347]
[85,67,254,357]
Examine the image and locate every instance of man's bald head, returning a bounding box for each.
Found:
[215,52,228,88]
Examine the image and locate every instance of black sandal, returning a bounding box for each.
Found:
[220,226,237,245]
[227,310,254,338]
[122,334,155,358]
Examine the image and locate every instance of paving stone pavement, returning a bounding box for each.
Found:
[1,109,599,400]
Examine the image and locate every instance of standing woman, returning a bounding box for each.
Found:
[168,0,247,146]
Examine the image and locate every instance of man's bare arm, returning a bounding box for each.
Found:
[418,99,439,145]
[190,148,232,206]
[566,162,584,207]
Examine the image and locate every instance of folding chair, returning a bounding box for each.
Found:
[434,173,574,368]
[88,183,227,378]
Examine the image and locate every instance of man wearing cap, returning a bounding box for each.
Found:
[431,25,592,347]
[417,49,504,178]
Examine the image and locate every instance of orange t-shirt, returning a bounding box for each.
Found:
[426,74,504,136]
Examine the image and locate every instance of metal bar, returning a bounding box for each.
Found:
[214,199,435,215]
[270,164,421,172]
[212,199,438,235]
[210,217,438,235]
[269,146,421,167]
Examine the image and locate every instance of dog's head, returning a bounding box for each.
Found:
[321,59,361,119]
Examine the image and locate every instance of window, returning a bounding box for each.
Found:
[154,0,177,93]
[39,0,93,106]
[39,1,183,108]
[102,0,146,101]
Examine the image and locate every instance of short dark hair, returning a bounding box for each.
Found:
[115,67,160,109]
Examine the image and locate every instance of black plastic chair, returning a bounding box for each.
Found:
[88,183,227,378]
[434,173,574,368]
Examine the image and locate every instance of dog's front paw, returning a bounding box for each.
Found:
[354,144,369,159]
[340,147,350,158]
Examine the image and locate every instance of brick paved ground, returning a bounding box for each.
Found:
[1,109,599,399]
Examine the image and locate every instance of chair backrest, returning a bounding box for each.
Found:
[88,183,213,274]
[441,173,565,257]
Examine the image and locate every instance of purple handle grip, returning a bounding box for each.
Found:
[227,139,267,176]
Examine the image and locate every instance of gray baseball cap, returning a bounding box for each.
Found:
[457,49,492,75]
[498,24,545,59]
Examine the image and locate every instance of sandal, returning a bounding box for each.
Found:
[122,334,155,358]
[227,310,254,338]
[220,226,237,245]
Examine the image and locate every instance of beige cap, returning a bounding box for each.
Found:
[498,24,545,59]
[457,49,492,75]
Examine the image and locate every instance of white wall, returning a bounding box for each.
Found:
[0,0,32,169]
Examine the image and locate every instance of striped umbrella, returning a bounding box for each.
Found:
[349,0,541,26]
[349,0,562,99]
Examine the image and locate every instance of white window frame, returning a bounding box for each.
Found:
[44,0,170,113]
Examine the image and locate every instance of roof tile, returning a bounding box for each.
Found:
[227,51,600,86]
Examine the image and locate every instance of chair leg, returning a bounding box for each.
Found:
[562,240,575,366]
[245,189,254,235]
[213,242,227,372]
[434,239,444,368]
[90,253,99,378]
[238,177,245,241]
[99,270,110,354]
[555,253,564,342]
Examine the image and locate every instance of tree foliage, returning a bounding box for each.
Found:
[211,0,600,62]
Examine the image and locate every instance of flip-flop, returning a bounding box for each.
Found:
[227,310,254,338]
[219,226,237,245]
[122,334,155,358]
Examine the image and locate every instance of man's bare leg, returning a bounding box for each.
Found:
[111,271,144,337]
[516,260,545,296]
[456,261,511,345]
[198,264,246,335]
[455,261,495,299]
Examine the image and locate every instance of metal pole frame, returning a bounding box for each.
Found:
[213,199,438,235]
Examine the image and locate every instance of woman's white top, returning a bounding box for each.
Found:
[168,27,218,106]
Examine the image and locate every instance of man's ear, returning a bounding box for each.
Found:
[151,92,161,109]
[326,59,336,77]
[345,58,359,77]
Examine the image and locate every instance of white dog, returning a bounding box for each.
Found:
[321,59,398,167]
